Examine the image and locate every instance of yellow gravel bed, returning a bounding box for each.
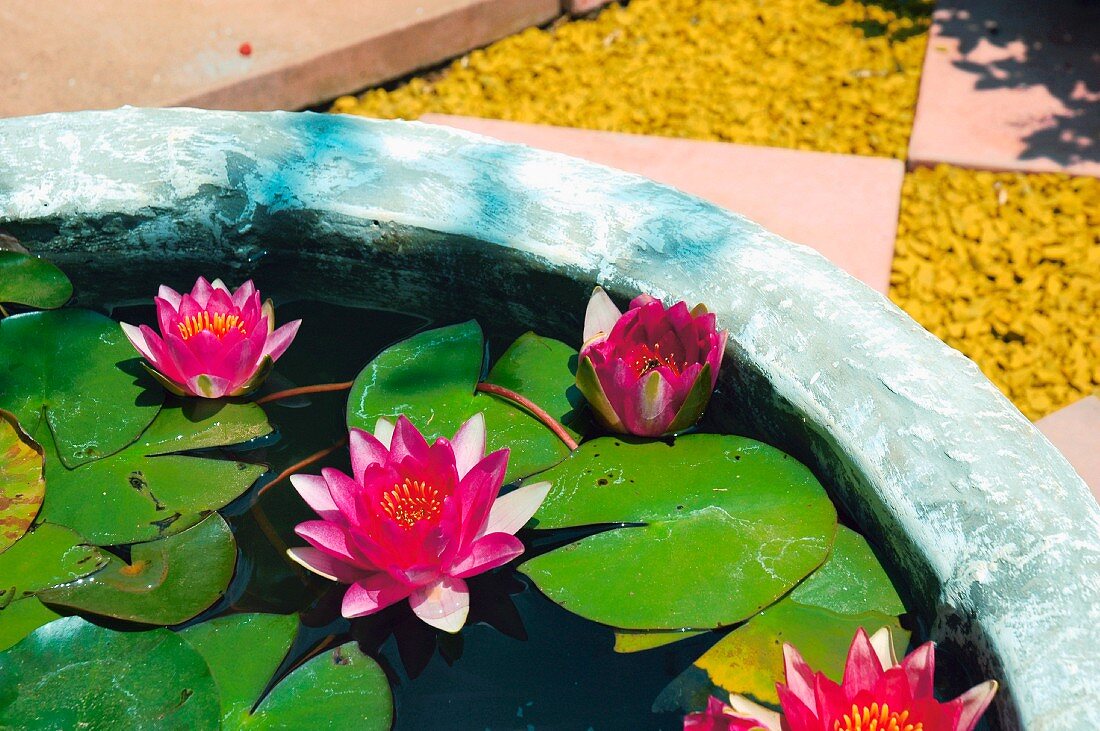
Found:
[890,166,1100,420]
[333,0,930,159]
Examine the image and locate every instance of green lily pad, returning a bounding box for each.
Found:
[0,309,162,468]
[0,251,72,309]
[519,435,837,630]
[179,613,393,731]
[657,525,907,710]
[614,629,705,653]
[0,598,61,653]
[0,409,44,552]
[38,513,236,625]
[0,616,220,729]
[38,399,272,545]
[0,522,105,606]
[348,322,585,483]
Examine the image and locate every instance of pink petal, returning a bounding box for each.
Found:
[776,683,821,730]
[456,449,509,546]
[349,427,390,483]
[184,330,224,369]
[782,643,818,712]
[205,287,235,317]
[154,297,180,335]
[210,278,231,293]
[185,373,231,398]
[451,412,486,480]
[628,293,660,310]
[295,520,359,565]
[842,627,885,694]
[341,574,414,618]
[121,322,157,363]
[481,481,551,537]
[289,473,339,519]
[138,325,187,382]
[899,640,935,698]
[389,415,431,466]
[374,418,395,449]
[321,467,365,526]
[450,533,524,578]
[408,576,469,633]
[583,286,622,343]
[622,370,677,437]
[158,285,183,309]
[952,680,998,731]
[190,276,215,308]
[262,319,301,362]
[231,280,257,309]
[286,547,370,583]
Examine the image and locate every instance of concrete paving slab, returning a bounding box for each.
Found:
[421,114,903,294]
[909,0,1100,177]
[564,0,615,15]
[0,0,558,118]
[1037,396,1100,504]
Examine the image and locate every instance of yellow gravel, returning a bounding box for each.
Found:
[332,0,931,159]
[890,166,1100,420]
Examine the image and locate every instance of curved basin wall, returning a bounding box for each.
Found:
[1,109,1097,730]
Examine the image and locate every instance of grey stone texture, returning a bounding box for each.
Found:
[0,108,1097,729]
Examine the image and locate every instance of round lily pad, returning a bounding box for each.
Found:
[0,251,72,309]
[519,434,837,629]
[0,409,44,552]
[39,399,272,545]
[347,322,585,483]
[39,513,236,625]
[0,309,162,467]
[0,616,219,729]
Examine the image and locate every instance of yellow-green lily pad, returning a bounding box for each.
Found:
[0,251,72,309]
[0,409,44,553]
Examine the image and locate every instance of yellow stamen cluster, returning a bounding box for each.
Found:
[381,478,442,529]
[630,342,685,378]
[177,311,247,341]
[834,703,922,731]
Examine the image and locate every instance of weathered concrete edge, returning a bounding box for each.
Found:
[0,109,1097,729]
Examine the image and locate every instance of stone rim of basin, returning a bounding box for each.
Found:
[1,107,1096,730]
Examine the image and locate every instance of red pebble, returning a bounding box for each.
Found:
[239,42,252,57]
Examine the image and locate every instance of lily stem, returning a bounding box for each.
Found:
[0,304,8,318]
[255,380,354,405]
[475,382,579,451]
[256,436,349,498]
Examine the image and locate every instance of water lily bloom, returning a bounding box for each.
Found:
[683,696,772,731]
[121,277,300,398]
[729,627,998,731]
[287,413,551,633]
[577,286,727,437]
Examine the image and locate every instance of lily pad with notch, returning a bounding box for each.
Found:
[0,522,106,607]
[0,251,72,309]
[519,434,837,630]
[38,399,272,545]
[0,309,162,468]
[347,322,587,483]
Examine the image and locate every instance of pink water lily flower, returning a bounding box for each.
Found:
[287,413,551,633]
[577,286,727,437]
[729,627,998,731]
[683,696,772,730]
[121,276,300,398]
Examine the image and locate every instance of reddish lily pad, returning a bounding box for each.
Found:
[0,617,220,729]
[0,309,162,468]
[0,409,44,553]
[38,399,271,545]
[0,251,72,309]
[519,435,837,630]
[179,612,393,730]
[38,513,236,625]
[347,322,586,483]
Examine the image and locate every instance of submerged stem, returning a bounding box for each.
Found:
[256,436,349,498]
[475,382,579,451]
[255,381,354,405]
[0,304,8,318]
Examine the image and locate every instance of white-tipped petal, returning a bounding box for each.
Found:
[289,473,339,518]
[409,577,469,633]
[120,322,155,362]
[583,285,622,342]
[373,417,395,449]
[727,694,783,731]
[157,285,183,309]
[452,412,487,479]
[869,626,899,668]
[210,278,230,293]
[286,547,359,582]
[482,481,551,537]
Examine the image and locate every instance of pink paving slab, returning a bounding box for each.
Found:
[421,114,903,294]
[0,0,557,118]
[1037,396,1100,504]
[909,0,1100,177]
